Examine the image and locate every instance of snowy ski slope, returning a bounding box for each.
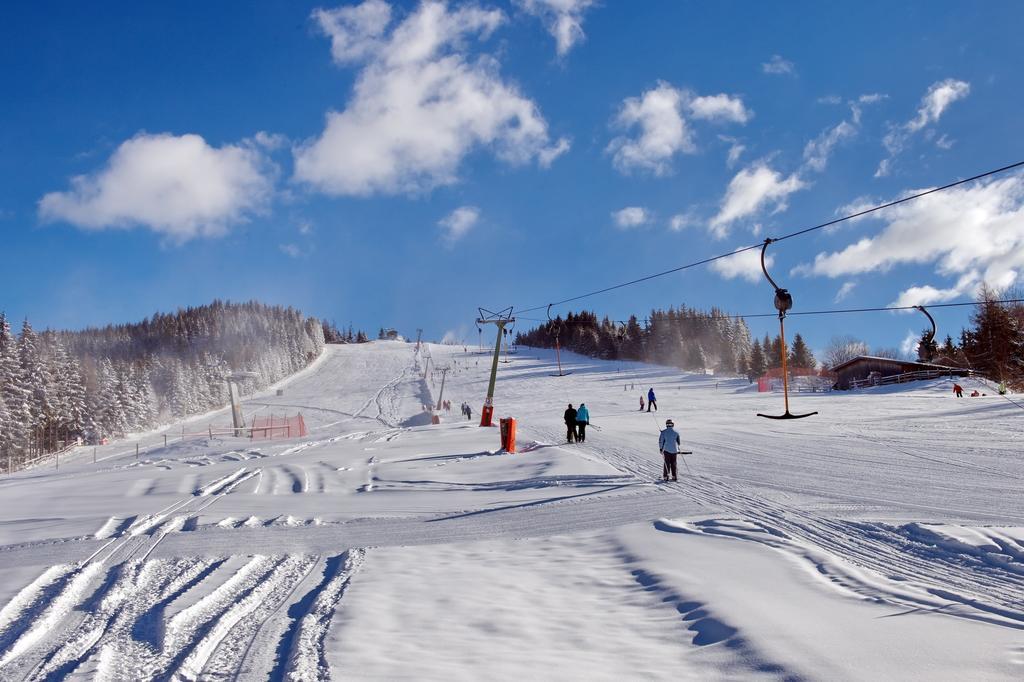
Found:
[0,340,1022,679]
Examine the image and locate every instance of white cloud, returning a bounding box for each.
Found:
[710,247,773,283]
[794,174,1024,304]
[890,277,979,308]
[279,243,302,258]
[908,79,971,132]
[876,78,969,177]
[899,329,920,358]
[833,281,857,303]
[295,1,568,196]
[802,94,884,173]
[709,162,806,238]
[858,93,887,105]
[607,83,750,175]
[517,0,595,56]
[719,135,746,167]
[438,205,480,245]
[612,206,650,229]
[935,134,954,150]
[538,136,571,167]
[817,95,842,105]
[607,83,689,175]
[689,94,751,124]
[252,130,289,150]
[39,132,273,241]
[312,0,393,63]
[669,211,699,231]
[802,119,856,172]
[762,55,794,75]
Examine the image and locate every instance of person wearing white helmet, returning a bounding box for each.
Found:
[659,419,681,481]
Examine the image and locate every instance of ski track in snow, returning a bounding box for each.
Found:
[1,342,1023,678]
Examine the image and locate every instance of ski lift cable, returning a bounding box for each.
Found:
[514,160,1024,315]
[519,299,1024,324]
[729,298,1024,320]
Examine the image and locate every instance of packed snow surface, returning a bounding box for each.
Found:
[0,340,1022,679]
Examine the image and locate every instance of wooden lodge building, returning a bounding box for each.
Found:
[830,356,971,390]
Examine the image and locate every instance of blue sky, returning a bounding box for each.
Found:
[3,1,1023,358]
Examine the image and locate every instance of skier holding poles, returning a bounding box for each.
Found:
[659,419,680,481]
[658,419,692,481]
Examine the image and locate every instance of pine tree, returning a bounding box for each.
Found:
[732,318,752,363]
[718,341,736,376]
[769,335,785,369]
[736,350,749,381]
[19,320,54,453]
[0,390,12,471]
[687,343,707,372]
[969,287,1024,386]
[0,313,25,453]
[788,333,815,369]
[748,340,767,382]
[762,334,775,368]
[51,338,88,443]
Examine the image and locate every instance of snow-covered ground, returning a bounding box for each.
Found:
[0,340,1022,680]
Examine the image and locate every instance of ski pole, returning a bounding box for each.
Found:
[679,452,694,476]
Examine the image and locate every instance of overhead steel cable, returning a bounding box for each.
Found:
[731,298,1024,320]
[514,160,1024,315]
[520,296,1024,321]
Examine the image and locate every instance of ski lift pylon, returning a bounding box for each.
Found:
[756,239,818,420]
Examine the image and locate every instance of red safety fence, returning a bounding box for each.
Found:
[249,413,307,440]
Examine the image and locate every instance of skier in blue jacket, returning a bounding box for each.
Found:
[575,403,590,442]
[647,387,657,412]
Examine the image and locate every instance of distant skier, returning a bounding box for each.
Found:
[563,403,578,443]
[639,395,645,411]
[465,404,473,420]
[659,419,680,482]
[647,387,657,412]
[576,403,590,443]
[952,383,964,398]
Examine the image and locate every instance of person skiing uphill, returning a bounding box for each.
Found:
[952,383,963,398]
[563,404,578,443]
[647,387,657,412]
[576,403,590,443]
[659,419,680,481]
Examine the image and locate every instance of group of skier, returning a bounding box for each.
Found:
[562,403,591,443]
[640,387,657,412]
[560,389,685,482]
[460,402,473,420]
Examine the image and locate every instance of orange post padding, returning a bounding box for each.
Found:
[480,404,494,427]
[499,417,517,453]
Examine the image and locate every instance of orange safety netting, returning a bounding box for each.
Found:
[250,413,307,440]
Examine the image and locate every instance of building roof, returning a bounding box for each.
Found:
[829,355,965,373]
